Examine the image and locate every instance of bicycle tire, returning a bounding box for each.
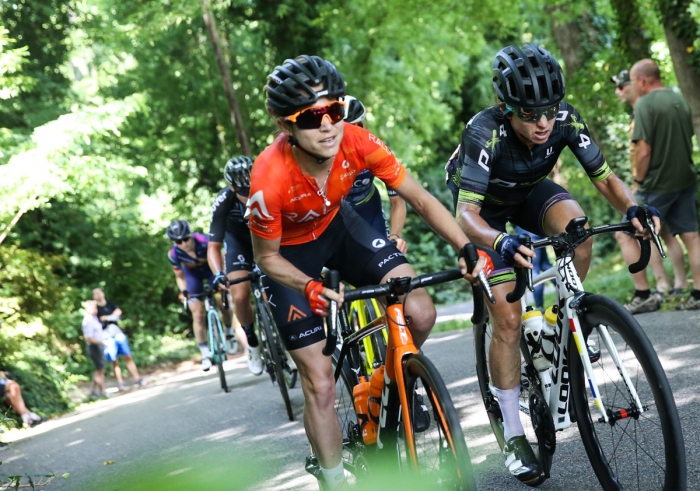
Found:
[258,301,294,421]
[401,353,476,491]
[330,351,367,482]
[473,318,547,485]
[570,294,686,491]
[210,310,229,393]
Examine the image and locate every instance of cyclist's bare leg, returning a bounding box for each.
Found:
[228,270,255,350]
[485,283,524,390]
[542,199,592,281]
[189,300,207,344]
[378,262,436,348]
[288,340,342,469]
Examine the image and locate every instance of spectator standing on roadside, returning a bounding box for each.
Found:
[92,288,147,390]
[627,59,700,311]
[81,300,107,399]
[610,69,689,314]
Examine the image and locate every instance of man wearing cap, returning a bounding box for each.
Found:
[628,59,700,311]
[610,69,688,313]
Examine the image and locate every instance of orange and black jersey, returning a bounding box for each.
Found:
[445,102,612,207]
[247,123,406,246]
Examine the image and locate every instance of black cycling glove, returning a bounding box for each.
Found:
[626,204,660,224]
[493,233,525,267]
[212,271,228,289]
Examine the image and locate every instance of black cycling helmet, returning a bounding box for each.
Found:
[344,95,366,124]
[493,44,566,108]
[166,219,191,242]
[224,155,253,190]
[265,55,346,117]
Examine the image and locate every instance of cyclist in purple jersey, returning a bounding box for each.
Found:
[167,219,231,371]
[207,156,264,375]
[344,96,408,253]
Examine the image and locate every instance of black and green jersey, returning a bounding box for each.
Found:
[445,102,611,207]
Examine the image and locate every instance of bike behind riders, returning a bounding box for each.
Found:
[166,219,232,372]
[445,43,660,484]
[343,95,408,253]
[206,156,264,375]
[248,54,488,491]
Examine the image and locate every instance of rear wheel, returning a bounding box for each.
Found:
[571,294,686,491]
[210,311,229,393]
[258,302,294,421]
[401,354,476,490]
[473,318,548,485]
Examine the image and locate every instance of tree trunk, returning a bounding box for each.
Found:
[202,1,251,156]
[663,24,700,141]
[609,0,651,62]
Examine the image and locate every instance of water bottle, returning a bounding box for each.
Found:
[352,377,378,445]
[522,307,551,371]
[541,305,558,363]
[368,365,385,424]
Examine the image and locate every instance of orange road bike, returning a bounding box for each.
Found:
[306,268,478,490]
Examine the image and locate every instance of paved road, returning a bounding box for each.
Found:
[2,310,699,490]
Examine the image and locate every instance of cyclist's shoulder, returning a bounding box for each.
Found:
[192,232,208,245]
[463,106,507,145]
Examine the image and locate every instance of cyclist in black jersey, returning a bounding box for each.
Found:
[446,44,660,484]
[344,95,408,253]
[207,156,264,375]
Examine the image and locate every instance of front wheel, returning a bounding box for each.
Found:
[209,311,229,393]
[258,302,294,421]
[571,294,686,491]
[401,354,476,490]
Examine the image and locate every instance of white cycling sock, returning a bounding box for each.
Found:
[21,413,31,425]
[321,461,345,490]
[493,386,525,442]
[198,343,211,358]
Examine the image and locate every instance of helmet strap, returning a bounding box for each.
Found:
[288,136,331,165]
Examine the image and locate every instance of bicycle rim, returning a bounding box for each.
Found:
[400,354,476,491]
[473,319,547,485]
[331,352,365,479]
[260,303,294,421]
[210,313,229,393]
[572,294,686,491]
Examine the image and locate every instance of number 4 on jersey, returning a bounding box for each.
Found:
[579,134,591,149]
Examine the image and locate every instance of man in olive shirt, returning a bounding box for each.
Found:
[611,69,688,313]
[630,59,700,310]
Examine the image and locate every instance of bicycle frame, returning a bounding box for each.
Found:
[334,300,438,469]
[527,255,644,430]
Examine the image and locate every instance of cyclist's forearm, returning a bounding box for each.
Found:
[207,241,225,273]
[174,272,187,292]
[388,195,406,238]
[455,203,501,250]
[593,174,636,215]
[252,235,311,294]
[409,193,468,251]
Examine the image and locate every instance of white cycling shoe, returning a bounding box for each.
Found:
[201,357,213,372]
[225,336,239,355]
[247,345,264,375]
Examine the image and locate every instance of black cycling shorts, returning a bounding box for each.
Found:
[476,179,574,287]
[224,229,254,274]
[263,203,408,351]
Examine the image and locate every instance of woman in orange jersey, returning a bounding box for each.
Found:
[247,55,487,490]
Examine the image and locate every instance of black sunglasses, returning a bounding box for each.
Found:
[174,237,191,245]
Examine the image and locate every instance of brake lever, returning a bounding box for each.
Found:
[518,234,534,292]
[463,243,496,304]
[645,215,666,259]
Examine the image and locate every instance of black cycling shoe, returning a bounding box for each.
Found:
[411,393,431,433]
[502,435,542,483]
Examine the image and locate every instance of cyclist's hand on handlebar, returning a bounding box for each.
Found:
[178,290,189,302]
[389,234,408,254]
[494,233,535,268]
[626,205,661,237]
[457,249,492,283]
[212,271,229,291]
[305,280,346,316]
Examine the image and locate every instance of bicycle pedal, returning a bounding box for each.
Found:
[305,454,322,478]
